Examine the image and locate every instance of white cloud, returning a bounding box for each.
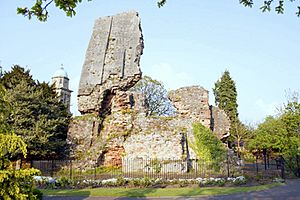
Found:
[255,99,278,116]
[143,63,194,90]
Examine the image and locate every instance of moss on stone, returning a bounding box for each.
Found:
[73,113,102,122]
[120,108,133,115]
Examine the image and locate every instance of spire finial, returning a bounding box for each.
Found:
[60,63,64,70]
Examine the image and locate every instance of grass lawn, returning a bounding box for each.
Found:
[42,182,283,197]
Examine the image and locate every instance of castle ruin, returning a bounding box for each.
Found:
[67,11,230,169]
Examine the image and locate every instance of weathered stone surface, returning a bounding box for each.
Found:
[168,86,211,128]
[210,106,230,140]
[99,145,125,167]
[67,12,231,170]
[67,115,105,167]
[78,11,144,114]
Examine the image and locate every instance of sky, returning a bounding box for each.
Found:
[0,0,299,124]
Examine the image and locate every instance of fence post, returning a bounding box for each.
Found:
[297,155,300,177]
[94,163,97,180]
[51,160,54,177]
[267,153,270,169]
[69,160,72,180]
[256,154,259,173]
[227,152,230,178]
[281,156,285,179]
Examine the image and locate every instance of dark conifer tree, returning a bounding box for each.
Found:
[0,65,71,160]
[213,70,239,141]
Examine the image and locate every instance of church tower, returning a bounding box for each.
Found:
[52,65,72,113]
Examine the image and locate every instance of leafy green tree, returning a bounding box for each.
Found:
[0,85,11,132]
[240,0,300,17]
[245,93,300,176]
[234,121,253,158]
[17,0,92,21]
[130,75,175,117]
[159,0,300,16]
[0,133,41,200]
[213,70,238,138]
[16,0,300,22]
[0,65,71,160]
[282,95,300,137]
[191,123,226,171]
[247,116,288,155]
[281,95,300,176]
[0,84,41,199]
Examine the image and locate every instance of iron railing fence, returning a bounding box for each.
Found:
[241,158,284,179]
[31,158,283,181]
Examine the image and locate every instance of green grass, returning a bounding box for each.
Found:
[42,182,283,197]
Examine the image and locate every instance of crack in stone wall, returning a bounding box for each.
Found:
[77,11,144,114]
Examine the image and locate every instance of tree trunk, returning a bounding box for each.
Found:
[263,148,267,170]
[237,136,241,159]
[256,154,259,173]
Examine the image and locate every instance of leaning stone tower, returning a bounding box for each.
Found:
[52,66,72,113]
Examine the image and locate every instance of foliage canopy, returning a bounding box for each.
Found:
[0,133,41,200]
[213,70,239,141]
[0,65,71,160]
[213,70,238,124]
[0,90,41,199]
[246,93,300,176]
[130,76,175,117]
[16,0,300,22]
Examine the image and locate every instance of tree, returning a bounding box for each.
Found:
[0,85,41,199]
[16,0,300,22]
[17,0,92,22]
[0,65,71,160]
[244,92,300,177]
[0,133,41,200]
[280,94,300,176]
[233,121,253,158]
[130,75,175,117]
[247,116,288,155]
[159,0,300,16]
[0,85,11,132]
[240,0,300,17]
[213,70,238,137]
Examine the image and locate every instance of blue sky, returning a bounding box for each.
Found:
[0,0,299,123]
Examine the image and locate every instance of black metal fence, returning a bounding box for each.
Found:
[241,158,284,179]
[32,158,236,181]
[31,158,282,182]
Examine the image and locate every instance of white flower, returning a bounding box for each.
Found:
[102,178,117,184]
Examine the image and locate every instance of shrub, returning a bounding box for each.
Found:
[56,176,75,188]
[141,177,152,187]
[0,134,41,199]
[190,123,227,172]
[116,176,127,186]
[33,188,43,200]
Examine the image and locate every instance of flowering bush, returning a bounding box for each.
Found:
[0,134,42,199]
[34,175,247,189]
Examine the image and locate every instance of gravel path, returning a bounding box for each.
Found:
[44,179,300,200]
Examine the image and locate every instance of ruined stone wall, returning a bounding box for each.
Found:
[77,11,143,114]
[168,86,211,128]
[68,90,197,167]
[67,11,231,169]
[69,86,228,166]
[210,106,231,140]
